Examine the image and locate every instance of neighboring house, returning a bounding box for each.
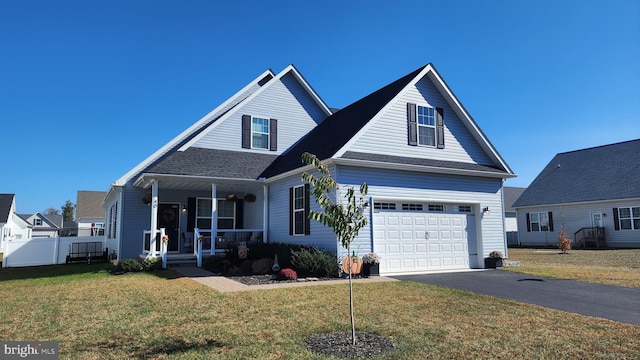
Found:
[20,213,62,238]
[104,63,515,275]
[1,194,32,258]
[76,190,107,236]
[513,139,640,248]
[503,186,526,246]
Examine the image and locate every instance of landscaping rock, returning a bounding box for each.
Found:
[306,331,395,358]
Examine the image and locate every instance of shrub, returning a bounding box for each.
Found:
[252,258,273,274]
[202,254,225,271]
[291,246,339,277]
[227,266,243,276]
[240,260,254,274]
[558,229,572,254]
[114,258,143,273]
[278,268,297,280]
[142,257,162,271]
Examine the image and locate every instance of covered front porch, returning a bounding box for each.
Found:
[134,174,268,267]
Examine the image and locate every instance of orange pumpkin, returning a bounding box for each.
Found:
[341,256,363,275]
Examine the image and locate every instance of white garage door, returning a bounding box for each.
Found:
[373,202,476,275]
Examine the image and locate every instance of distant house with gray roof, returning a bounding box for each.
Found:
[20,212,62,238]
[104,64,516,274]
[76,190,107,236]
[513,139,640,248]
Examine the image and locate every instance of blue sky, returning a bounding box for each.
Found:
[1,1,639,214]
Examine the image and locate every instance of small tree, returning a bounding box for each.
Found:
[43,207,60,216]
[558,229,571,254]
[301,152,368,346]
[61,200,75,222]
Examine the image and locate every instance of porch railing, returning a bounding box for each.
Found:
[194,229,263,252]
[143,230,161,254]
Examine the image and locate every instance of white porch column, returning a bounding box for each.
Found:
[210,183,217,255]
[150,180,159,257]
[263,184,268,243]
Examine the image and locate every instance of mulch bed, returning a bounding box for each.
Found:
[226,274,339,286]
[306,331,396,358]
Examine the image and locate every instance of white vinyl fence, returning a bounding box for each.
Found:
[1,236,106,268]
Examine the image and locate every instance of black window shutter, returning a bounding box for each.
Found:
[548,212,554,232]
[235,199,244,229]
[242,115,251,149]
[187,197,196,232]
[613,208,619,230]
[289,187,294,236]
[304,184,311,235]
[526,213,530,232]
[269,118,277,151]
[436,107,445,149]
[407,103,417,146]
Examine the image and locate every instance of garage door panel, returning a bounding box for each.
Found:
[375,208,473,274]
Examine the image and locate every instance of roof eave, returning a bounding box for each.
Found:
[134,173,266,189]
[332,158,515,179]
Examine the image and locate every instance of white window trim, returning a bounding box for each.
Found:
[196,197,237,230]
[530,212,550,232]
[416,104,436,147]
[251,116,270,150]
[292,185,305,236]
[617,206,640,230]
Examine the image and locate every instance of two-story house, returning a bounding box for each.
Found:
[103,64,515,275]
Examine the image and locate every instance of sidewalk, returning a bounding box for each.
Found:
[173,267,398,293]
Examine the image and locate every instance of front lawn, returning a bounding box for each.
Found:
[1,263,638,359]
[505,248,640,288]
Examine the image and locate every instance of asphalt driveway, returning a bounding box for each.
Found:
[393,270,640,326]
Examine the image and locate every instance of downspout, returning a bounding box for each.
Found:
[263,183,268,243]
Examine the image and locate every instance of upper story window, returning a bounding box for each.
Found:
[33,218,42,226]
[407,103,445,149]
[417,106,435,146]
[616,206,640,230]
[527,211,554,232]
[251,117,270,149]
[242,114,277,151]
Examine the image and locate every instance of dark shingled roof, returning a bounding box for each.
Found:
[503,187,526,212]
[340,151,508,174]
[0,194,15,223]
[260,65,428,178]
[513,139,640,207]
[146,147,279,179]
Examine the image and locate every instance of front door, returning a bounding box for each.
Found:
[158,203,180,252]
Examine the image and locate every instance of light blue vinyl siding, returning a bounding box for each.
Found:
[348,74,494,166]
[267,170,339,253]
[336,166,506,259]
[193,72,327,153]
[119,184,153,259]
[516,200,640,248]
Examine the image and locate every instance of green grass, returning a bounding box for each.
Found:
[505,248,640,288]
[1,263,639,359]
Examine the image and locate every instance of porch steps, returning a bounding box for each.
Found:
[165,254,198,267]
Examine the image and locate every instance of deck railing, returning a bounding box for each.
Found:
[573,226,605,248]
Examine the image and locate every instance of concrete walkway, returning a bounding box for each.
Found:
[172,267,398,292]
